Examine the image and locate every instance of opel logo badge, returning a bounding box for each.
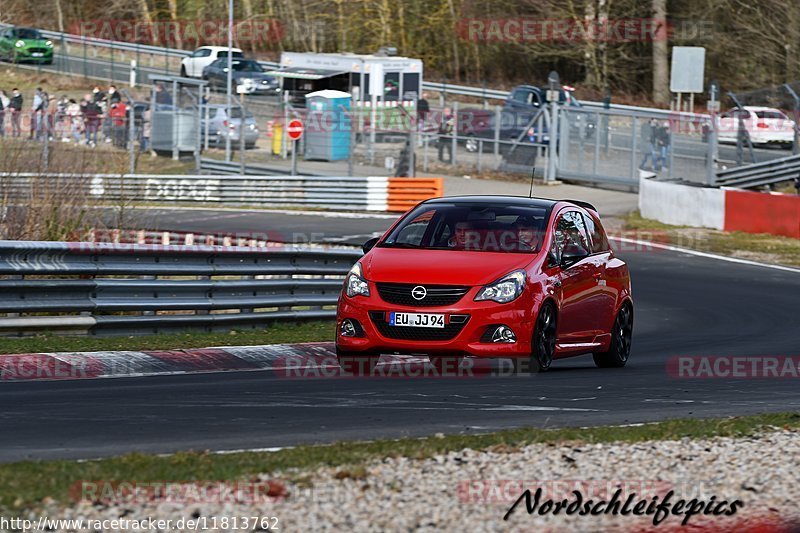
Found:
[411,285,427,300]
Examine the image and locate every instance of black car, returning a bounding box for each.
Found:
[201,58,280,95]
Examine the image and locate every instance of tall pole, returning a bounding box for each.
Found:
[225,0,233,162]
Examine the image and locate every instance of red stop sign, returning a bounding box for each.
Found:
[286,119,304,140]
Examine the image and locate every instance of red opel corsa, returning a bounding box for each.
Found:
[335,196,633,374]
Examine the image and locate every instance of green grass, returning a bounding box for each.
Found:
[0,321,334,355]
[0,412,797,512]
[623,210,800,266]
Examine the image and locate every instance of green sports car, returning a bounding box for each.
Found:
[0,27,53,64]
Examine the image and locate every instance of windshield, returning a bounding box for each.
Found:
[231,60,263,72]
[381,202,550,253]
[14,29,42,40]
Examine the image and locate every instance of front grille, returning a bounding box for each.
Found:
[369,311,469,341]
[376,282,470,307]
[28,48,49,54]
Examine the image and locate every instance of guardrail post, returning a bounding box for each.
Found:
[110,41,115,83]
[494,105,501,169]
[707,112,718,186]
[82,37,88,79]
[630,116,638,180]
[451,101,458,166]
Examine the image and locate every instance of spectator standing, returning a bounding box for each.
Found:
[437,107,454,163]
[30,88,45,140]
[109,101,127,148]
[65,98,82,143]
[0,90,7,137]
[9,88,22,137]
[141,103,152,154]
[82,95,101,147]
[107,85,121,104]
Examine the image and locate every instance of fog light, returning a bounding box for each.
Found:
[340,319,364,338]
[491,325,516,343]
[340,319,357,337]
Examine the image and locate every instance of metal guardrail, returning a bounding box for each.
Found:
[0,172,442,212]
[199,158,325,177]
[0,240,360,336]
[715,153,800,189]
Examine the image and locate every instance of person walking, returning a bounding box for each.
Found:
[656,121,672,171]
[639,118,658,170]
[8,88,22,137]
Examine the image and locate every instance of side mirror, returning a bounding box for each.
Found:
[362,237,379,254]
[560,248,588,268]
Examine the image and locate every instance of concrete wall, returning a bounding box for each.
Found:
[639,177,725,230]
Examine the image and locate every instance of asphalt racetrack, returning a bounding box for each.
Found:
[2,219,799,462]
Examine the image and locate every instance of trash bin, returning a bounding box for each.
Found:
[304,90,351,161]
[272,122,283,155]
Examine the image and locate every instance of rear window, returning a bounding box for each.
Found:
[381,202,551,253]
[754,110,788,119]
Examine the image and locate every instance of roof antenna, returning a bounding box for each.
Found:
[528,164,536,198]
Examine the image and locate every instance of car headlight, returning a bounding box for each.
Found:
[345,262,370,298]
[15,40,24,47]
[45,40,53,47]
[475,270,526,303]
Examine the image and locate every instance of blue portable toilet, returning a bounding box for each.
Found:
[304,90,351,161]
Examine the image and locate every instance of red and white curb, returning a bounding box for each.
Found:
[0,343,498,381]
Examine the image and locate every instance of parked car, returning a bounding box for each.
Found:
[201,58,280,95]
[336,196,633,375]
[181,46,243,78]
[201,104,260,149]
[0,27,53,64]
[717,106,796,146]
[460,85,594,152]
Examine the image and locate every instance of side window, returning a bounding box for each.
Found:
[583,213,609,253]
[530,91,542,107]
[551,211,591,265]
[511,89,527,104]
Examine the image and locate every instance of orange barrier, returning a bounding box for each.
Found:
[724,189,800,239]
[387,178,444,212]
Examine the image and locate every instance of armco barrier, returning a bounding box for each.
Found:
[724,189,800,239]
[639,176,800,238]
[0,241,361,336]
[0,173,443,213]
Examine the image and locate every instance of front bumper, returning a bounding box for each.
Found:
[336,287,535,358]
[14,48,53,62]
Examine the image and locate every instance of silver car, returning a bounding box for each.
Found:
[201,105,260,149]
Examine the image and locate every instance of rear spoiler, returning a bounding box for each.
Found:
[560,199,598,213]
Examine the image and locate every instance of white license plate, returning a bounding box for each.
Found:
[389,312,445,328]
[32,53,43,57]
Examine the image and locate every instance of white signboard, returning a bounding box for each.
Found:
[670,47,705,93]
[369,63,384,98]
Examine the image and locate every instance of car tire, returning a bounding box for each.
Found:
[521,302,557,373]
[429,355,463,376]
[336,347,379,376]
[593,303,633,368]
